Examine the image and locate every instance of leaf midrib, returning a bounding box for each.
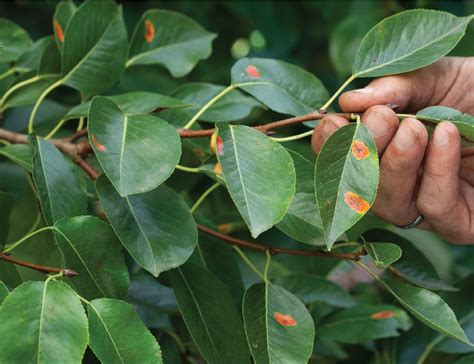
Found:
[177,268,221,362]
[89,303,125,364]
[118,114,128,194]
[36,281,49,363]
[354,16,469,76]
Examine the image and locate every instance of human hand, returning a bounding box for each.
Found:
[312,57,474,244]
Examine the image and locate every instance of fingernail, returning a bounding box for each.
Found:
[365,111,390,138]
[322,120,338,139]
[348,86,373,95]
[433,124,451,147]
[395,122,416,150]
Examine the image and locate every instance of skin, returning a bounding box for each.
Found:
[312,57,474,244]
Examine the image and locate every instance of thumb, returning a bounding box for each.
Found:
[339,75,420,113]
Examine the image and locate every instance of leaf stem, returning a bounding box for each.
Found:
[271,129,314,142]
[320,74,357,111]
[263,249,271,283]
[3,226,56,253]
[183,85,236,129]
[175,165,201,173]
[28,79,63,134]
[0,68,16,81]
[232,246,265,281]
[44,118,70,140]
[190,183,220,214]
[0,75,43,110]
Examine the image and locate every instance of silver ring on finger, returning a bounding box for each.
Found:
[395,214,425,229]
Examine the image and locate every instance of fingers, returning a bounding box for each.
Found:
[372,118,429,226]
[416,122,471,243]
[339,76,415,112]
[312,106,399,155]
[311,115,349,154]
[360,105,399,154]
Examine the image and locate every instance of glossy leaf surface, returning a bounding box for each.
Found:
[315,123,379,249]
[243,282,315,364]
[54,216,129,300]
[231,58,329,116]
[88,96,181,196]
[127,9,216,77]
[216,122,296,237]
[169,263,250,364]
[96,175,197,277]
[353,10,472,77]
[88,298,162,364]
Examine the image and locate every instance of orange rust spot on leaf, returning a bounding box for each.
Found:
[371,311,395,320]
[344,191,370,214]
[218,223,231,233]
[245,65,261,78]
[274,312,297,326]
[144,19,155,43]
[352,140,370,160]
[91,134,107,152]
[214,163,222,174]
[210,134,224,156]
[54,20,64,43]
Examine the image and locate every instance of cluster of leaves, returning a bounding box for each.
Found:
[0,0,473,363]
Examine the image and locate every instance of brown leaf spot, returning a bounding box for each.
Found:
[352,140,370,160]
[274,312,297,326]
[144,19,155,43]
[91,134,107,152]
[54,20,64,43]
[344,191,370,214]
[214,163,222,174]
[192,148,206,158]
[245,65,261,78]
[371,311,395,320]
[210,134,224,156]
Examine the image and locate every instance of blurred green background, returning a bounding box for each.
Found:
[1,1,473,103]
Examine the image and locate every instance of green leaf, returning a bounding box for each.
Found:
[127,9,217,77]
[170,82,263,122]
[276,273,354,307]
[315,123,379,249]
[367,230,456,291]
[87,298,162,364]
[417,106,474,140]
[353,10,472,77]
[14,36,52,73]
[53,216,129,300]
[382,277,472,346]
[2,76,61,111]
[454,354,474,364]
[317,304,412,344]
[0,191,14,243]
[89,96,181,196]
[215,122,296,238]
[61,0,127,96]
[53,1,77,52]
[276,150,323,246]
[65,91,187,121]
[0,280,88,363]
[0,144,33,172]
[231,58,329,116]
[365,242,402,269]
[0,281,8,304]
[37,38,61,76]
[169,262,250,364]
[243,282,315,364]
[29,135,87,225]
[0,18,32,63]
[95,175,197,277]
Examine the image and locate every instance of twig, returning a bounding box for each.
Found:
[178,111,352,138]
[0,253,78,277]
[0,127,99,180]
[196,224,366,261]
